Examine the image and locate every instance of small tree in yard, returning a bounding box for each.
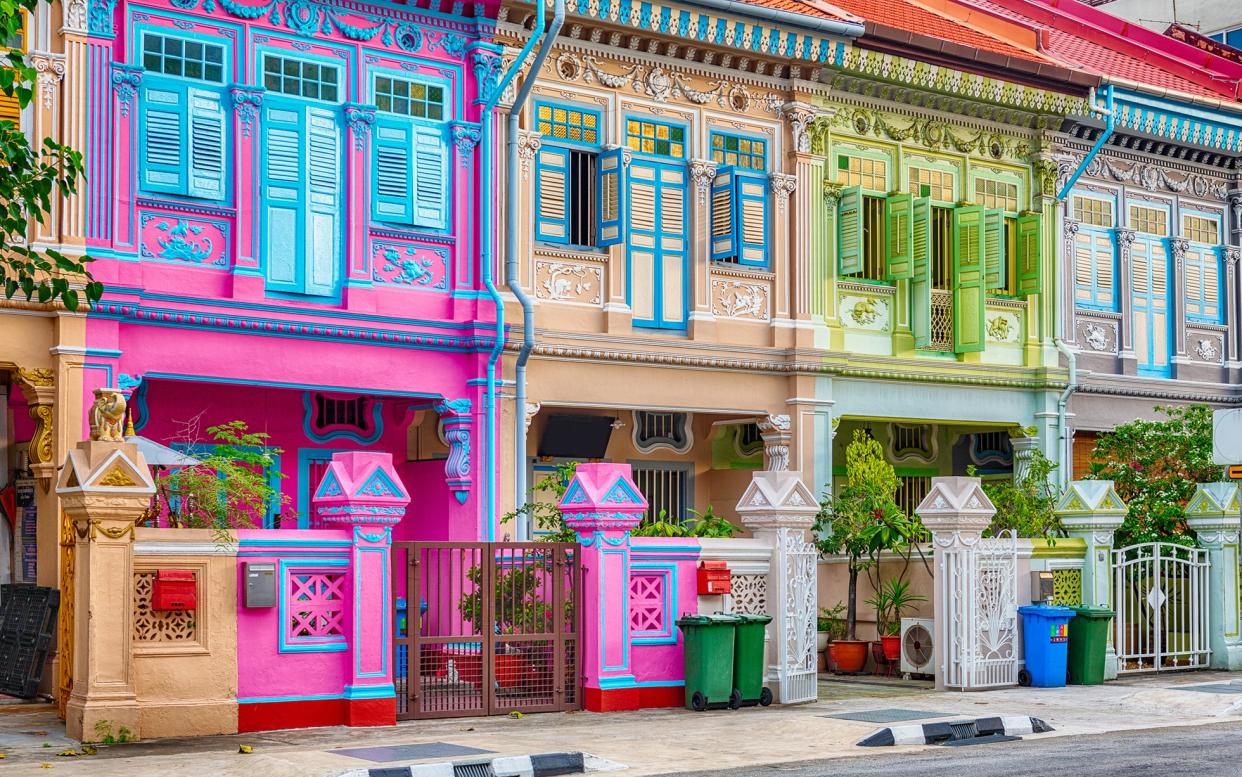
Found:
[814,430,921,641]
[1089,404,1222,546]
[976,448,1062,539]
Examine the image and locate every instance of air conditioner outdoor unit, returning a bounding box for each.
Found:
[900,617,934,677]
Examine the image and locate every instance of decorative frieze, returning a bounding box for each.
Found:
[711,277,770,321]
[1078,319,1119,354]
[1187,329,1225,364]
[534,260,603,306]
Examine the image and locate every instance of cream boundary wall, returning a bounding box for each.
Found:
[131,529,238,738]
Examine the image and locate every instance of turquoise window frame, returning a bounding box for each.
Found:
[1071,190,1119,313]
[170,442,283,528]
[709,130,767,172]
[369,68,452,230]
[625,116,688,160]
[533,101,603,149]
[533,100,605,248]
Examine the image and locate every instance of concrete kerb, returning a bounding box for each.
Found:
[339,752,625,777]
[858,716,1053,747]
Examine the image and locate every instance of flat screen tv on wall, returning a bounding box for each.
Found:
[538,414,615,459]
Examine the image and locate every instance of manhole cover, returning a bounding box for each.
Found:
[826,708,959,723]
[331,742,495,763]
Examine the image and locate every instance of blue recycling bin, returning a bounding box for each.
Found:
[1018,605,1076,688]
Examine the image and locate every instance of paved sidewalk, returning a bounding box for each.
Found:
[3,673,1242,776]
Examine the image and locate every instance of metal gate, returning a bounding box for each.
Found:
[392,542,581,720]
[1112,542,1210,674]
[941,531,1019,690]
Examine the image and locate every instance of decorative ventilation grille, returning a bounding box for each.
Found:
[288,572,345,640]
[133,571,196,643]
[897,476,932,523]
[633,411,691,453]
[730,574,768,616]
[632,464,690,525]
[1052,568,1083,607]
[924,289,953,352]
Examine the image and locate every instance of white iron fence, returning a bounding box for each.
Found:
[1113,542,1210,674]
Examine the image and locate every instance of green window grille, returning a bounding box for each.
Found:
[1051,568,1082,607]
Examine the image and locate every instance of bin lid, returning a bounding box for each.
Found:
[733,614,773,625]
[1070,606,1115,618]
[675,614,742,627]
[1017,605,1076,618]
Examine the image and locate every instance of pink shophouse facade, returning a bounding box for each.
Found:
[81,0,502,539]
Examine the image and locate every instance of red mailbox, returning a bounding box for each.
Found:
[697,560,731,595]
[152,569,197,611]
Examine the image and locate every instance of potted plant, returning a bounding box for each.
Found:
[816,602,846,653]
[815,430,921,673]
[866,578,926,661]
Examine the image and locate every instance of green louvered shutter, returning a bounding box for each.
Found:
[1015,212,1043,297]
[837,185,863,275]
[911,196,932,348]
[187,88,225,200]
[885,192,913,280]
[952,204,986,353]
[140,83,186,195]
[596,146,626,248]
[983,208,1005,289]
[412,124,448,230]
[372,117,414,224]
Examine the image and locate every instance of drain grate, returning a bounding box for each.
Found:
[825,708,959,724]
[949,721,979,741]
[454,763,496,777]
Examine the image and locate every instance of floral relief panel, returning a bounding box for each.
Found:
[370,240,450,290]
[1186,327,1225,364]
[138,211,230,268]
[712,277,771,321]
[534,259,603,306]
[839,293,891,332]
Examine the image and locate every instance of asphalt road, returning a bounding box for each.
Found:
[665,721,1242,776]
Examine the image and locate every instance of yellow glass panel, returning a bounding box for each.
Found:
[553,108,567,122]
[537,105,551,120]
[656,124,669,140]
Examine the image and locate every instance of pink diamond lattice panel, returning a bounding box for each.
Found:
[629,566,675,644]
[280,562,348,652]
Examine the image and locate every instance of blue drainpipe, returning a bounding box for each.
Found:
[508,0,565,541]
[479,2,555,541]
[1054,84,1115,485]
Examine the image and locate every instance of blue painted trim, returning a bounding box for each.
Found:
[296,446,349,528]
[595,674,639,690]
[278,557,350,654]
[344,683,395,699]
[1059,85,1114,201]
[84,348,123,358]
[171,442,283,528]
[238,537,353,548]
[82,362,114,389]
[237,692,345,704]
[353,542,391,679]
[601,547,632,672]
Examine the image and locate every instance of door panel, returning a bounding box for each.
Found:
[627,160,687,329]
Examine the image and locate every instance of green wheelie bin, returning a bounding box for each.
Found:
[677,614,741,711]
[1067,606,1114,685]
[732,613,773,707]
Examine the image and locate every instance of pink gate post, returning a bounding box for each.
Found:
[313,451,410,726]
[559,463,648,711]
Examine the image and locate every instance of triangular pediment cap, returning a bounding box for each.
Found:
[914,477,995,532]
[1054,480,1127,518]
[735,470,818,530]
[1185,482,1241,519]
[312,451,410,525]
[56,442,154,496]
[557,463,648,512]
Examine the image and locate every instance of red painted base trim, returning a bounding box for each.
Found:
[238,699,345,733]
[346,697,396,727]
[584,685,683,712]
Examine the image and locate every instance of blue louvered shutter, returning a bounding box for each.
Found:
[412,124,447,230]
[596,146,625,247]
[372,117,413,224]
[734,171,767,267]
[304,107,340,297]
[140,83,186,195]
[187,88,226,200]
[710,166,735,261]
[535,146,569,243]
[262,104,303,293]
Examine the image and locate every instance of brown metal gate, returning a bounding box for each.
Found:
[392,542,581,720]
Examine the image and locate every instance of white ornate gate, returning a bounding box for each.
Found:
[941,531,1019,689]
[1112,543,1210,673]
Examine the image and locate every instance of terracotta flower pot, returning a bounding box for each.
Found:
[880,634,901,662]
[828,639,868,673]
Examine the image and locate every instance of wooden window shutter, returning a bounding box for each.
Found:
[372,118,414,224]
[141,84,187,195]
[187,88,226,200]
[596,146,626,247]
[734,171,767,267]
[535,146,569,243]
[983,207,1005,289]
[412,124,448,230]
[303,107,340,297]
[837,185,863,275]
[1015,212,1042,297]
[911,196,932,347]
[710,166,735,261]
[952,204,986,353]
[885,192,913,280]
[262,105,303,292]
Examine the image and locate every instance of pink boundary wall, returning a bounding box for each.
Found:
[236,451,408,731]
[560,463,703,711]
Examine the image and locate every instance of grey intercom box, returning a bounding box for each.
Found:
[1030,570,1054,604]
[245,562,276,607]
